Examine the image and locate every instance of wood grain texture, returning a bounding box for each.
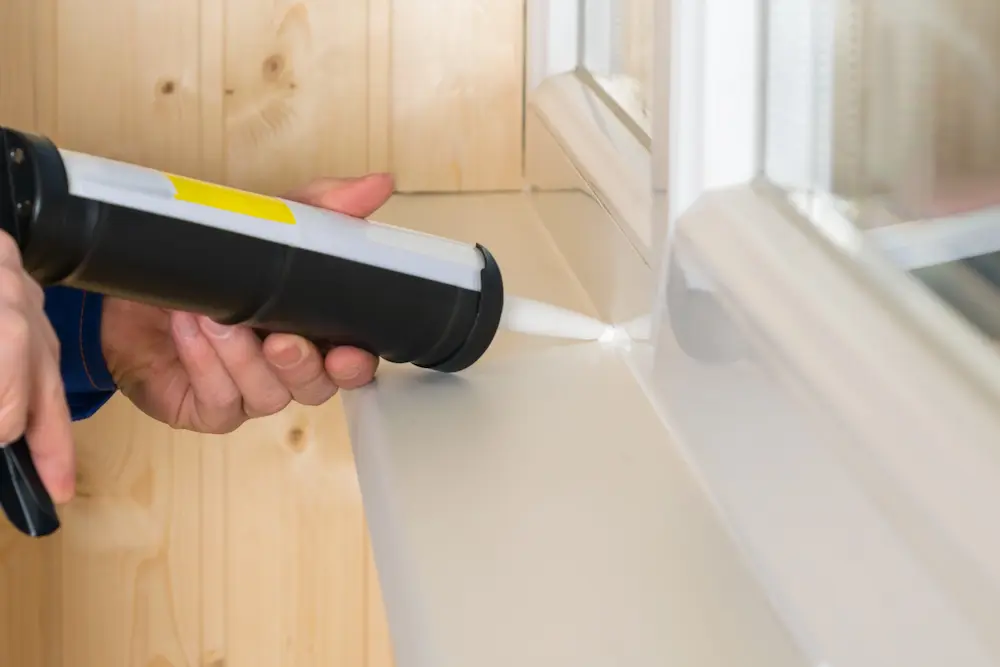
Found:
[389,0,525,192]
[0,0,541,662]
[223,403,367,667]
[0,0,38,130]
[223,0,371,194]
[59,396,203,667]
[0,0,524,193]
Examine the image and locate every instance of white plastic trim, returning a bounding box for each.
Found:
[529,73,653,256]
[525,0,580,91]
[579,0,617,77]
[762,0,836,192]
[660,185,1000,666]
[866,204,1000,270]
[667,0,762,228]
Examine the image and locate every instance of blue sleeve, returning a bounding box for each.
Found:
[43,286,117,420]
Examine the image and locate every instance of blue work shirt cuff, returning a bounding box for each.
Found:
[43,286,117,419]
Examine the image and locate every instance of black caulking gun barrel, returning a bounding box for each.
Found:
[0,124,505,538]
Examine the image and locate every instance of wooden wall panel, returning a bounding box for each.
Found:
[0,0,38,131]
[222,0,371,194]
[222,405,367,667]
[0,0,524,665]
[389,0,525,192]
[0,528,49,667]
[59,398,204,667]
[55,0,206,176]
[1,0,523,192]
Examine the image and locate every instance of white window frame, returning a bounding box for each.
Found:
[525,0,1000,664]
[525,0,655,264]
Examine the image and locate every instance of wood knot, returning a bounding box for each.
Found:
[158,79,176,95]
[287,427,307,452]
[74,472,93,499]
[262,54,286,81]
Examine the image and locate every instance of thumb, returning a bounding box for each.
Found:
[285,173,395,218]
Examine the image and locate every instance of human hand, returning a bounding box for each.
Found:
[0,232,75,502]
[101,174,394,434]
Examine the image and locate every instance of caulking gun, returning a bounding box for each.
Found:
[0,125,507,539]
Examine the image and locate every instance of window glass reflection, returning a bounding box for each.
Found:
[765,0,1000,339]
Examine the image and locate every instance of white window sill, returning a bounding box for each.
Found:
[345,165,1000,667]
[343,192,801,667]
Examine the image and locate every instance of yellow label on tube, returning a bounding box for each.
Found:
[166,174,296,225]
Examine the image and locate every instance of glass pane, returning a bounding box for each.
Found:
[580,0,654,135]
[764,0,1000,341]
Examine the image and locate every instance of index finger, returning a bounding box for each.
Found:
[25,327,76,503]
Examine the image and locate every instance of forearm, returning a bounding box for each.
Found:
[43,286,117,420]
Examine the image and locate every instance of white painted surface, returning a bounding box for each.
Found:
[667,0,761,227]
[525,0,579,91]
[865,204,1000,269]
[763,0,835,191]
[347,343,810,667]
[530,74,653,255]
[653,187,1000,666]
[580,0,616,77]
[347,191,1000,666]
[342,192,806,667]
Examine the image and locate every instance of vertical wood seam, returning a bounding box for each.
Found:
[199,1,228,665]
[362,521,370,667]
[387,0,394,176]
[367,0,392,174]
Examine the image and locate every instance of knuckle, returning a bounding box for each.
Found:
[206,386,242,412]
[0,233,21,265]
[295,379,337,406]
[283,354,326,386]
[195,407,245,435]
[0,379,29,444]
[298,389,336,407]
[248,389,291,417]
[207,419,241,436]
[47,327,61,357]
[38,381,68,421]
[0,310,31,350]
[24,277,44,308]
[0,267,26,309]
[0,400,28,444]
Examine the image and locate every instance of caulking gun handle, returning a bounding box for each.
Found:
[0,435,60,538]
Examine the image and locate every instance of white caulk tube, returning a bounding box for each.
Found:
[1,125,511,538]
